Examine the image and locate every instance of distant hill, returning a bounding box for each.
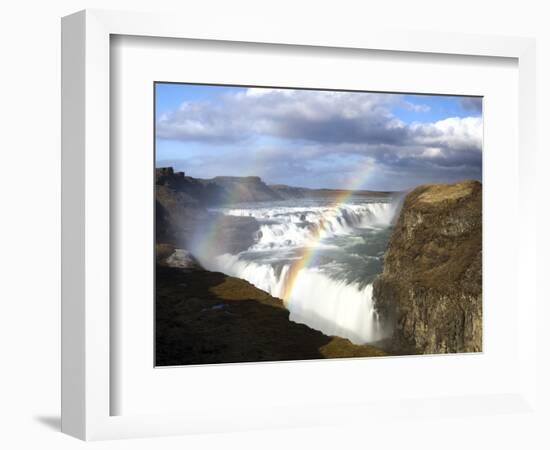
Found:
[156,167,395,206]
[269,183,394,200]
[208,176,283,203]
[155,168,260,255]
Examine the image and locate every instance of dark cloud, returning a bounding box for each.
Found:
[459,97,482,113]
[272,115,410,145]
[156,88,482,190]
[157,89,406,145]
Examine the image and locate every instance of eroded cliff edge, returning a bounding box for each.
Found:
[373,180,482,354]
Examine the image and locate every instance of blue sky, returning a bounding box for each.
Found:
[155,83,482,191]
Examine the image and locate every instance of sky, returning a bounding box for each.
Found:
[155,83,482,191]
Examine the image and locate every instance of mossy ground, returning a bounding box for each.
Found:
[156,265,387,366]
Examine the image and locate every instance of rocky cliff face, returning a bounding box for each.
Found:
[156,167,227,205]
[373,180,482,354]
[155,168,259,260]
[156,167,285,205]
[210,176,283,203]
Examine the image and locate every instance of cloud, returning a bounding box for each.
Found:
[156,87,482,190]
[157,89,407,145]
[459,97,482,113]
[156,101,250,143]
[400,100,430,112]
[410,116,482,153]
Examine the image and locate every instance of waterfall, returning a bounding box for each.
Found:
[220,202,397,249]
[200,199,398,344]
[211,253,388,344]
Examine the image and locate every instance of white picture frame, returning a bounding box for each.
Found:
[61,9,537,441]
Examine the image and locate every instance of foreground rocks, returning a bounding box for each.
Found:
[373,180,482,354]
[156,265,388,365]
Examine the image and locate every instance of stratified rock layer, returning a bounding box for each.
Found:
[373,180,482,354]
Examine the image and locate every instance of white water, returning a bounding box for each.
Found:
[211,253,385,344]
[287,270,384,344]
[203,198,399,344]
[219,202,397,250]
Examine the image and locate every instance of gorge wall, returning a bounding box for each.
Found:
[373,180,482,354]
[155,168,260,259]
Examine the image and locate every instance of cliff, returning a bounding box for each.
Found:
[269,184,311,199]
[156,167,226,205]
[156,265,388,365]
[156,166,394,205]
[210,176,283,203]
[373,180,482,354]
[155,168,260,255]
[156,167,284,205]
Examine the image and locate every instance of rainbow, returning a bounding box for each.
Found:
[191,180,247,262]
[192,158,376,308]
[276,157,377,306]
[279,188,362,306]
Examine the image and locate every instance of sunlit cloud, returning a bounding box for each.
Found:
[156,86,482,191]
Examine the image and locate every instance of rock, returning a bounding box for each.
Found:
[210,176,283,203]
[155,166,176,181]
[156,243,176,264]
[156,167,226,205]
[373,180,482,354]
[155,184,209,246]
[157,167,285,205]
[165,249,203,269]
[269,184,310,199]
[201,214,260,256]
[156,265,388,366]
[155,175,260,258]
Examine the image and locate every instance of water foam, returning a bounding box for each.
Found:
[210,254,388,344]
[202,200,397,344]
[286,269,388,344]
[220,202,396,250]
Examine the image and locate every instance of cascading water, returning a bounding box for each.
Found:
[202,197,399,345]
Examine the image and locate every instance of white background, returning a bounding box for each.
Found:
[112,36,520,417]
[0,1,548,449]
